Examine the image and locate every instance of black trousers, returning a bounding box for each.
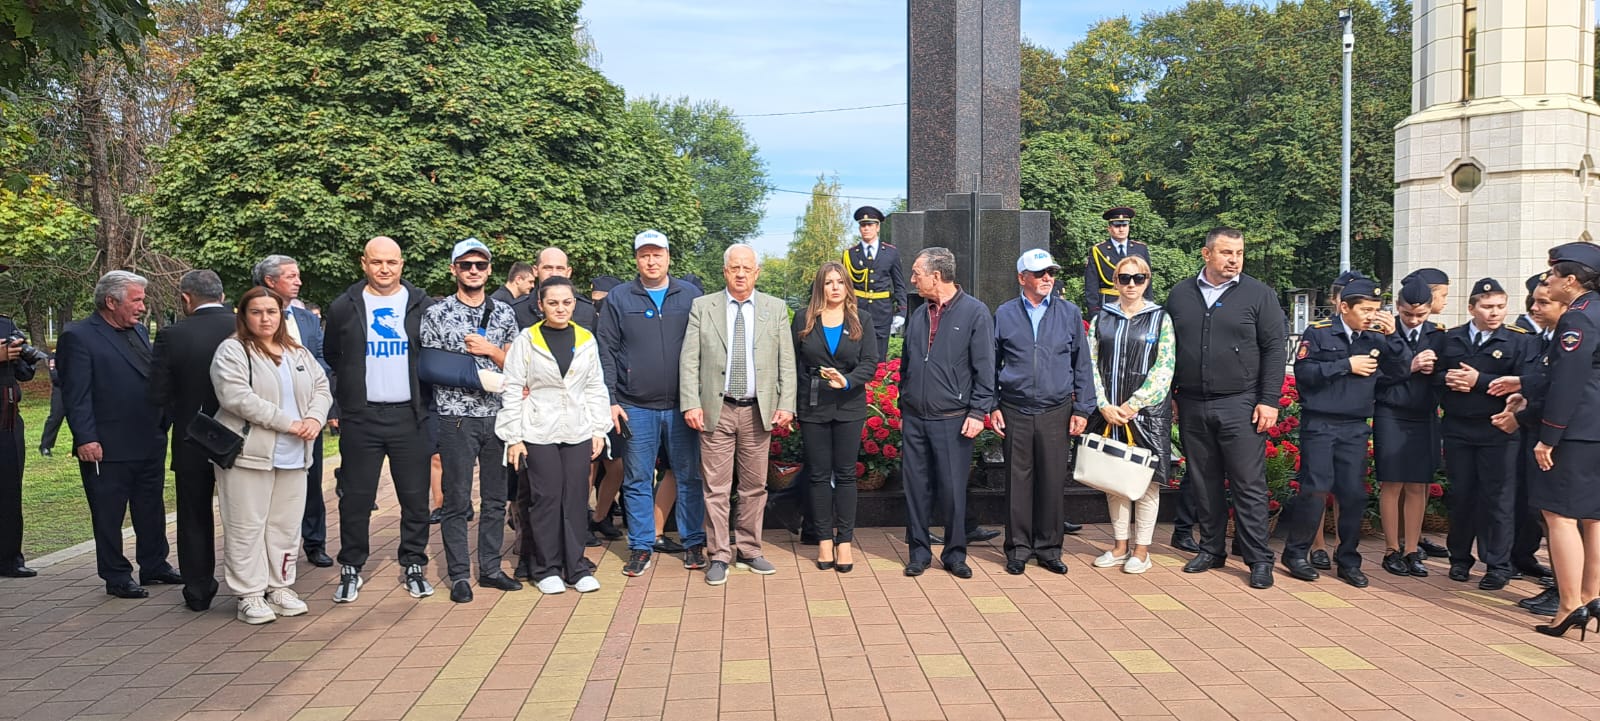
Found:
[1511,433,1545,570]
[521,442,595,583]
[801,418,864,544]
[80,456,171,585]
[336,404,431,569]
[438,416,507,581]
[1443,431,1518,574]
[1282,415,1370,570]
[300,434,326,552]
[0,417,23,570]
[903,415,974,567]
[172,446,219,606]
[1178,394,1273,565]
[1171,424,1195,539]
[1002,404,1069,562]
[40,387,65,451]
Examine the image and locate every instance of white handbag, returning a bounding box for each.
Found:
[1073,426,1158,501]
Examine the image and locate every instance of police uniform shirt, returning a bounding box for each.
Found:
[1539,290,1600,445]
[1083,236,1152,312]
[1435,321,1533,440]
[844,241,905,323]
[1294,318,1411,419]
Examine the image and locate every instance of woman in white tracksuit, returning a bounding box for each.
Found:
[498,277,611,594]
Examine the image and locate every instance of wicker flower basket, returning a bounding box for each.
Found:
[768,461,803,491]
[859,470,888,492]
[1422,513,1450,534]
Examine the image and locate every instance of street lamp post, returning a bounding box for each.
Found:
[1340,8,1354,273]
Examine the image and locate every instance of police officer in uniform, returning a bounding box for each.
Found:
[0,264,40,577]
[1083,207,1152,317]
[1435,278,1533,591]
[1498,273,1566,615]
[1376,278,1447,578]
[1282,279,1410,587]
[843,206,906,362]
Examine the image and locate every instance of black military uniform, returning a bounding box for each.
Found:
[510,283,598,331]
[1283,280,1411,586]
[1434,278,1534,589]
[1373,279,1446,577]
[0,272,40,577]
[844,206,906,362]
[1083,207,1152,317]
[1533,245,1600,523]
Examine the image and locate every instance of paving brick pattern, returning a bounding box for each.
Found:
[4,476,1600,721]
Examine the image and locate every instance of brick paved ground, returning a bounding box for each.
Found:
[4,472,1600,721]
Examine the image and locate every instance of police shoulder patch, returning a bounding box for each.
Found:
[1296,340,1311,360]
[1561,329,1584,352]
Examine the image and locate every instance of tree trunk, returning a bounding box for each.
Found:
[77,62,132,273]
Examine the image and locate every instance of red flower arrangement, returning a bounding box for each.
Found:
[859,358,906,485]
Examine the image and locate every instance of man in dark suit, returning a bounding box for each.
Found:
[147,270,235,610]
[58,270,179,598]
[254,254,335,567]
[1083,207,1152,317]
[0,262,41,578]
[845,206,906,362]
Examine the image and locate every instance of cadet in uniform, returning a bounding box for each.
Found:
[0,264,40,577]
[843,206,906,362]
[1283,279,1410,587]
[1398,266,1453,559]
[1083,207,1152,317]
[1529,243,1600,637]
[1375,278,1446,578]
[1435,278,1533,591]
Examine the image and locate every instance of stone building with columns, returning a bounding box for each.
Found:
[1395,0,1600,322]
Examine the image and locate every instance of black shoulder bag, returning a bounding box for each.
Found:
[186,349,254,469]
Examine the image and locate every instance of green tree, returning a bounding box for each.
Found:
[146,0,700,301]
[628,95,769,285]
[759,174,847,303]
[0,0,156,91]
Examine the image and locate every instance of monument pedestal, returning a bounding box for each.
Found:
[889,193,1051,310]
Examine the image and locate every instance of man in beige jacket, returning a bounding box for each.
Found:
[680,244,796,585]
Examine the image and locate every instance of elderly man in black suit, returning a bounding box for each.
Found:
[148,270,236,610]
[59,270,179,598]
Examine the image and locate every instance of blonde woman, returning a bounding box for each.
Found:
[210,286,332,624]
[1086,255,1175,574]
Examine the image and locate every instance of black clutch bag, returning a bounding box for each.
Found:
[186,411,249,469]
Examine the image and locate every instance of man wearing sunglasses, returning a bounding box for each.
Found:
[844,206,906,362]
[420,238,524,602]
[1083,207,1152,317]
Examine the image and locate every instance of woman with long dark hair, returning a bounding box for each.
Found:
[210,286,331,624]
[792,262,879,572]
[1530,246,1600,638]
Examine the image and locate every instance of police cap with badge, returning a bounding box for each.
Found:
[1102,207,1134,226]
[853,206,884,225]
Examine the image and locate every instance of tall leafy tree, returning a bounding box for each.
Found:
[147,0,700,300]
[760,174,847,303]
[0,0,156,90]
[628,95,769,285]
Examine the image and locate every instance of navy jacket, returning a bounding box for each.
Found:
[1294,319,1412,420]
[1433,321,1534,443]
[900,290,995,421]
[1375,320,1446,419]
[1539,291,1600,445]
[57,312,168,461]
[993,294,1095,416]
[596,277,701,410]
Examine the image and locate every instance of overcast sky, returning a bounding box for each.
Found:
[583,1,1185,257]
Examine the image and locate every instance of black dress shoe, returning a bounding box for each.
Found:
[1515,562,1554,580]
[928,532,945,545]
[106,582,149,599]
[478,573,523,591]
[1040,559,1069,575]
[1479,571,1512,591]
[1309,550,1332,570]
[184,598,210,612]
[1337,567,1370,588]
[1381,551,1409,577]
[1520,586,1559,610]
[1406,552,1430,577]
[1522,588,1560,616]
[653,536,684,554]
[1183,552,1226,573]
[1004,559,1026,575]
[38,447,50,456]
[1249,562,1274,589]
[946,561,973,579]
[0,565,37,578]
[305,549,334,568]
[513,559,533,581]
[429,507,443,525]
[585,534,602,548]
[1062,521,1083,535]
[141,568,183,585]
[966,528,1001,543]
[1419,538,1449,558]
[904,562,927,577]
[589,517,624,540]
[1282,556,1320,582]
[449,580,473,603]
[1448,564,1472,582]
[1171,533,1202,555]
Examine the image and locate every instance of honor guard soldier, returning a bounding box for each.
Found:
[1083,207,1152,317]
[1375,278,1447,578]
[843,206,906,361]
[1282,279,1411,587]
[1435,277,1534,590]
[0,263,40,578]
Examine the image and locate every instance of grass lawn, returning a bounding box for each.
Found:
[15,377,335,560]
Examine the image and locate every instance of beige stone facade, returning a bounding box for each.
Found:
[1395,0,1600,323]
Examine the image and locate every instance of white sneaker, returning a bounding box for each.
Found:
[572,575,600,593]
[265,587,307,617]
[236,596,276,625]
[1123,554,1153,574]
[401,564,434,598]
[333,565,363,604]
[1093,551,1130,568]
[535,576,566,595]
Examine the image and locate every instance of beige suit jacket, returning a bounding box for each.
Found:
[679,290,796,431]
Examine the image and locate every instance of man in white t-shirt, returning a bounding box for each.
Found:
[322,236,436,604]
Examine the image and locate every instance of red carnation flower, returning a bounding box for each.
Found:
[1289,480,1300,492]
[769,441,782,456]
[1428,483,1444,498]
[1267,427,1282,439]
[863,440,880,455]
[874,428,890,441]
[855,462,866,476]
[867,416,884,429]
[892,372,901,382]
[1265,443,1279,459]
[861,428,871,441]
[887,418,902,430]
[1279,395,1293,408]
[883,445,899,459]
[1293,458,1302,472]
[1268,500,1281,512]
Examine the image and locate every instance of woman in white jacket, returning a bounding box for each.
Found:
[210,286,332,624]
[498,278,611,594]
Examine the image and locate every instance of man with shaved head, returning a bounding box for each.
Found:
[323,236,437,603]
[509,247,597,330]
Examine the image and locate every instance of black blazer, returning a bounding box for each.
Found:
[148,306,237,466]
[791,313,879,423]
[57,312,168,462]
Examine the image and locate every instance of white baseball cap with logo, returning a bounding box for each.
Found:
[451,237,492,262]
[1016,248,1060,273]
[634,229,669,250]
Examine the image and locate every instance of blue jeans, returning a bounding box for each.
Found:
[620,405,705,551]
